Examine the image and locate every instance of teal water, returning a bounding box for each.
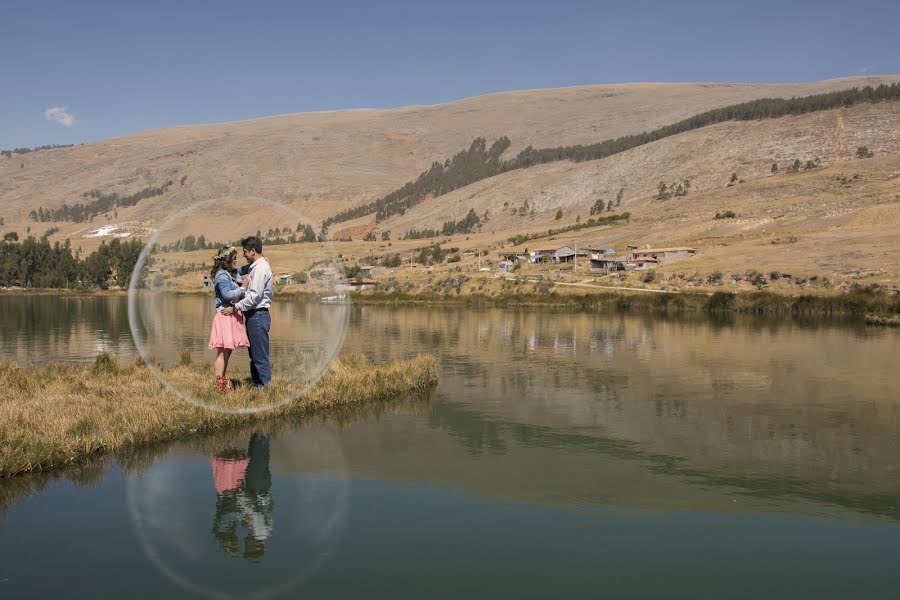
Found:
[1,295,899,598]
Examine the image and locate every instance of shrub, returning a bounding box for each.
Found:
[642,270,657,283]
[706,291,736,311]
[715,211,737,219]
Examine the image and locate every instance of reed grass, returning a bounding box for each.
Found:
[0,352,438,477]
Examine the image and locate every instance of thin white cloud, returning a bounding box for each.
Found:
[859,65,874,74]
[44,106,76,127]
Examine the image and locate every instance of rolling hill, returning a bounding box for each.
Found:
[1,75,899,285]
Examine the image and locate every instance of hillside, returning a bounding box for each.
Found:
[2,75,900,290]
[2,76,899,246]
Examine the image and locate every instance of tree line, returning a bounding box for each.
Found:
[321,83,900,228]
[0,236,144,289]
[404,208,484,240]
[30,181,174,223]
[1,144,74,158]
[323,137,510,227]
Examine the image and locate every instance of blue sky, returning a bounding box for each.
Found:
[2,0,898,148]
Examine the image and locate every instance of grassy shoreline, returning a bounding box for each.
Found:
[3,285,898,321]
[0,353,438,478]
[350,288,900,319]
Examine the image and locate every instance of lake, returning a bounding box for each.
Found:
[1,293,899,599]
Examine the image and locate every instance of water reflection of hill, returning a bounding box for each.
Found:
[323,306,900,519]
[1,297,897,521]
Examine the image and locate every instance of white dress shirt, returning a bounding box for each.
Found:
[234,256,273,311]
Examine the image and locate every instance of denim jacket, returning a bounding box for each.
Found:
[213,267,245,310]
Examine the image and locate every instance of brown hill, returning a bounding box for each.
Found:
[2,76,899,249]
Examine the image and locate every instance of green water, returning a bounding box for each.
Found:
[1,294,899,599]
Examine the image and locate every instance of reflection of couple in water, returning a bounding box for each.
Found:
[210,433,273,560]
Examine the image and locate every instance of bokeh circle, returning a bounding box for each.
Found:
[126,426,351,599]
[128,196,350,413]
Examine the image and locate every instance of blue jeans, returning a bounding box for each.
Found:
[245,309,271,387]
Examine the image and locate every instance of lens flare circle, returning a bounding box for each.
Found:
[126,428,351,599]
[127,196,349,414]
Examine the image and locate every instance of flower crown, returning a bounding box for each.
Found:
[213,246,236,261]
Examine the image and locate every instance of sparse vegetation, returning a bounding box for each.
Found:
[1,144,74,158]
[856,146,874,159]
[320,83,900,227]
[507,212,630,245]
[715,211,737,219]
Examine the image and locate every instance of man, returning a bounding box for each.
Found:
[223,236,273,388]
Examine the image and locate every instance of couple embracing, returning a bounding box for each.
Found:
[207,236,273,392]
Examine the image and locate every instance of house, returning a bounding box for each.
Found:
[633,257,659,270]
[498,251,530,262]
[498,260,516,273]
[310,266,341,281]
[586,245,697,271]
[630,247,697,266]
[277,273,295,285]
[588,251,631,272]
[530,246,576,263]
[359,265,385,278]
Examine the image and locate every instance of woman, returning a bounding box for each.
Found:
[207,245,250,392]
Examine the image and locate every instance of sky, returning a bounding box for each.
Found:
[2,0,899,148]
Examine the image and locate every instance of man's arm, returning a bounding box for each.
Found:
[233,266,263,311]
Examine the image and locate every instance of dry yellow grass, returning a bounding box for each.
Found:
[0,352,438,477]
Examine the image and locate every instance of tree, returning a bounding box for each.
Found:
[606,200,613,212]
[728,173,738,186]
[182,235,197,252]
[657,181,669,200]
[381,231,391,241]
[3,231,18,242]
[615,188,624,206]
[771,162,778,174]
[554,209,563,220]
[363,231,377,241]
[0,217,3,226]
[590,198,605,215]
[300,224,316,243]
[856,146,874,159]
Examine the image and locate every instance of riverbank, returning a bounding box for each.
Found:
[350,287,900,319]
[0,353,438,477]
[4,284,899,321]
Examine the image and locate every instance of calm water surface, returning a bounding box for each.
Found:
[1,294,899,599]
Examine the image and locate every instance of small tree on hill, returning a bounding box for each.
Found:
[381,231,391,241]
[771,162,778,174]
[555,209,563,220]
[856,146,874,159]
[616,188,624,206]
[728,173,738,186]
[657,182,666,199]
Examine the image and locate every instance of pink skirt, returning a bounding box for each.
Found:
[208,310,250,350]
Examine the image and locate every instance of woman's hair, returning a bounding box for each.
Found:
[210,246,237,278]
